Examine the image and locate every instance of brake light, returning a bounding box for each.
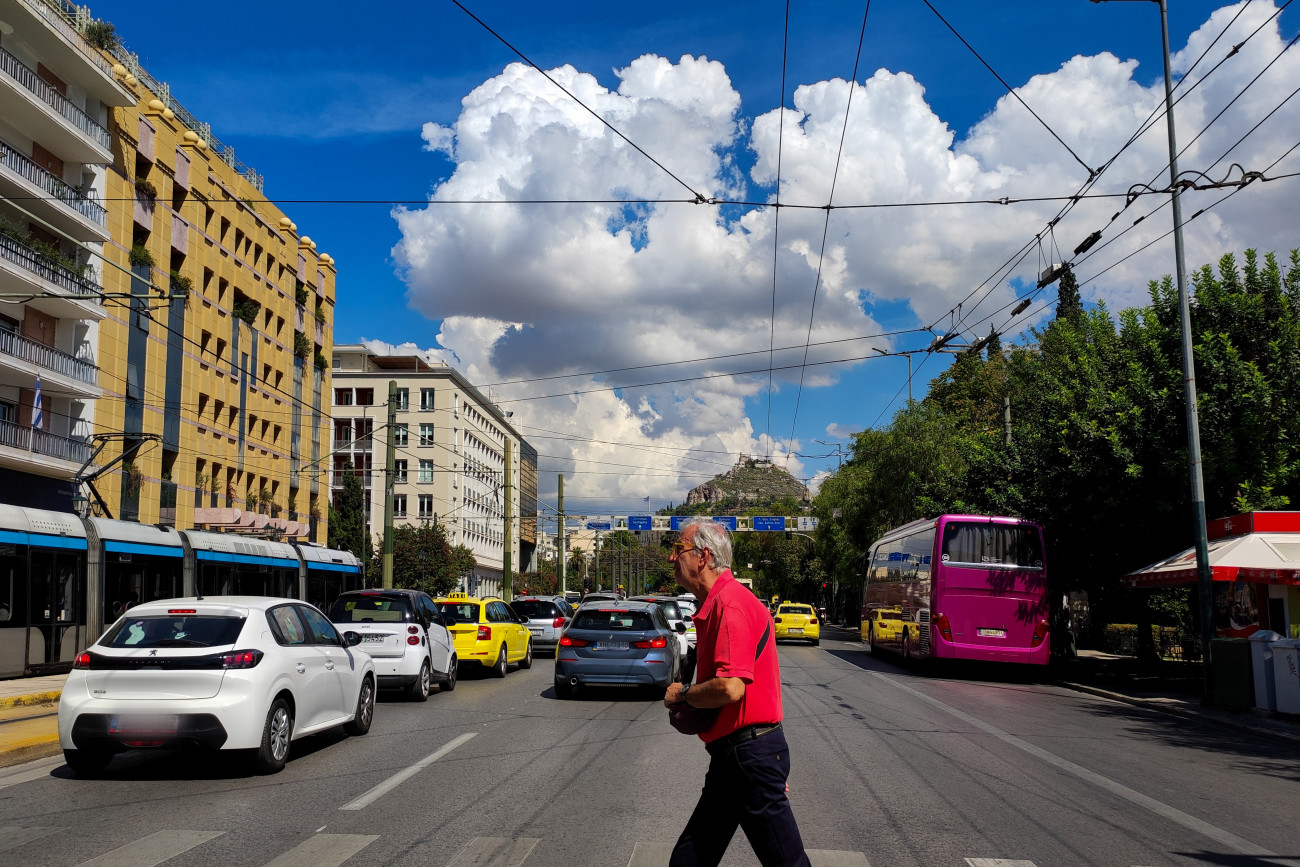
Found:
[74,651,92,669]
[477,625,491,641]
[167,609,197,614]
[559,635,589,647]
[633,636,668,649]
[408,625,419,634]
[407,636,421,645]
[552,617,567,628]
[1031,620,1050,647]
[935,613,952,642]
[809,618,818,624]
[773,616,782,623]
[220,650,263,669]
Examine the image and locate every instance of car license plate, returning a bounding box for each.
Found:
[529,629,542,636]
[977,628,1006,638]
[788,628,803,634]
[595,641,629,651]
[361,635,385,643]
[109,715,178,735]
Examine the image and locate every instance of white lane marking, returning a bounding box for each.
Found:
[78,830,224,866]
[263,833,378,867]
[0,755,63,791]
[876,674,1300,866]
[0,825,61,852]
[808,850,872,866]
[447,837,540,866]
[627,842,675,866]
[966,860,1037,867]
[339,732,476,811]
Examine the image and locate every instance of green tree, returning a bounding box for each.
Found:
[328,460,371,563]
[390,523,464,597]
[1056,266,1083,322]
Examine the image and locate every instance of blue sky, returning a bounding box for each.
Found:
[92,1,1298,516]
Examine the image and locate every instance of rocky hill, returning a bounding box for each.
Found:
[684,456,809,509]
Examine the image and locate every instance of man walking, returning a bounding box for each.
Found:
[663,518,810,867]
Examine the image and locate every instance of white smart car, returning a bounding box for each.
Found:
[327,589,457,700]
[58,597,376,775]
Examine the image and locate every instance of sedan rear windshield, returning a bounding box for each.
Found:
[328,596,412,623]
[104,615,246,648]
[572,610,655,631]
[511,600,560,619]
[778,606,813,615]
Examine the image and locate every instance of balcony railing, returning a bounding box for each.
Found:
[0,231,100,299]
[0,139,107,227]
[20,0,118,81]
[0,327,97,385]
[0,417,92,464]
[0,46,111,151]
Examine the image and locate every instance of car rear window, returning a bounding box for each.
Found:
[572,610,655,631]
[778,605,812,615]
[437,603,481,622]
[328,595,412,623]
[104,615,245,648]
[511,600,560,619]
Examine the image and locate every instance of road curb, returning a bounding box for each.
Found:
[0,691,62,711]
[0,733,61,769]
[1058,681,1300,745]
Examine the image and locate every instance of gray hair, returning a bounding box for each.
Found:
[684,517,733,570]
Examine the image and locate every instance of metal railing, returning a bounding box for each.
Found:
[0,327,98,384]
[0,230,100,298]
[21,0,117,80]
[0,45,111,150]
[0,417,92,463]
[0,138,107,226]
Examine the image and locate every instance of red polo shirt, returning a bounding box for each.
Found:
[691,569,782,742]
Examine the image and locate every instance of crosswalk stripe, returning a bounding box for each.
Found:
[627,841,675,866]
[966,861,1037,867]
[447,837,540,866]
[0,826,61,852]
[263,833,378,867]
[78,830,224,866]
[339,732,476,811]
[808,851,871,866]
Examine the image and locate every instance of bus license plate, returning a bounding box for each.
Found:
[109,715,178,735]
[595,641,628,651]
[977,628,1006,638]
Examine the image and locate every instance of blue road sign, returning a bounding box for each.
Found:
[586,521,612,531]
[669,516,689,531]
[753,516,786,532]
[628,516,652,531]
[712,516,738,531]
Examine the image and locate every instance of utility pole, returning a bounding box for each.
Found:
[382,380,396,589]
[503,437,513,601]
[557,474,566,595]
[1004,396,1012,445]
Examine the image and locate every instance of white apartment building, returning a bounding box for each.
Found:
[0,0,133,509]
[330,344,536,596]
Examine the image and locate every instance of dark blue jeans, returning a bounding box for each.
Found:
[670,728,811,867]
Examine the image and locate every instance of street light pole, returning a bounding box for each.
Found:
[1092,0,1213,700]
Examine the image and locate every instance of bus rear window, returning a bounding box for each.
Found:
[941,523,1044,569]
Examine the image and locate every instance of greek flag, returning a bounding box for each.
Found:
[643,496,651,505]
[32,375,43,428]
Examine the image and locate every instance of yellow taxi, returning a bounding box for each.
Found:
[433,592,533,676]
[773,603,820,646]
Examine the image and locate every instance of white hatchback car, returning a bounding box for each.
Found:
[326,589,456,700]
[58,597,376,776]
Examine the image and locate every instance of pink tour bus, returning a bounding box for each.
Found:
[860,515,1049,665]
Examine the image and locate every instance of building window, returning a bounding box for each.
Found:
[355,388,374,406]
[420,388,435,411]
[419,459,434,482]
[394,459,407,482]
[419,423,434,446]
[393,424,408,447]
[395,388,409,411]
[393,494,407,517]
[418,495,434,518]
[334,388,352,406]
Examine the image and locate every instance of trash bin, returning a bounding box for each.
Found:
[1210,637,1255,710]
[1274,639,1300,715]
[1248,630,1284,712]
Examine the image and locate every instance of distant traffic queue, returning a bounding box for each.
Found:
[0,504,363,678]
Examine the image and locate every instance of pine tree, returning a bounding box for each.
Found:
[1056,266,1083,321]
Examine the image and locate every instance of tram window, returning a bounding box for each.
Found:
[0,553,27,625]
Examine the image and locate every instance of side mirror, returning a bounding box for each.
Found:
[343,631,363,647]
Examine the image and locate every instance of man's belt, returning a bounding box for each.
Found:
[706,722,782,754]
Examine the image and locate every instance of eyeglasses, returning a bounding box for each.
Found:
[671,541,703,558]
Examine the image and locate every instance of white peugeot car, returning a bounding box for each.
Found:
[326,589,457,700]
[58,597,376,776]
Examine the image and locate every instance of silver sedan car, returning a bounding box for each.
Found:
[509,596,574,656]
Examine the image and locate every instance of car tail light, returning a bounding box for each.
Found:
[809,618,818,624]
[167,609,197,614]
[559,635,589,647]
[408,625,420,634]
[633,636,668,649]
[935,613,953,642]
[220,650,263,669]
[477,625,492,641]
[552,617,567,628]
[74,651,92,669]
[773,616,782,623]
[1032,620,1050,647]
[407,636,421,645]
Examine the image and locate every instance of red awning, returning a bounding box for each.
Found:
[1125,512,1300,588]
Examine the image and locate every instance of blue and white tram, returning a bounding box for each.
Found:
[0,505,366,678]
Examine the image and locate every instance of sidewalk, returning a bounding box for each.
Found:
[0,674,66,768]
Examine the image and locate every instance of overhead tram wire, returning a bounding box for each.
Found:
[764,0,793,462]
[783,0,874,465]
[450,0,707,203]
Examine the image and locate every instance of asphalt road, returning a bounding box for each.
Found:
[2,628,1298,867]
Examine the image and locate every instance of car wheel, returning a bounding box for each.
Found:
[491,643,508,678]
[902,630,912,664]
[441,656,458,692]
[868,623,877,653]
[555,681,573,699]
[253,697,293,775]
[519,639,533,670]
[812,637,820,646]
[63,748,112,775]
[407,660,431,702]
[344,677,375,736]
